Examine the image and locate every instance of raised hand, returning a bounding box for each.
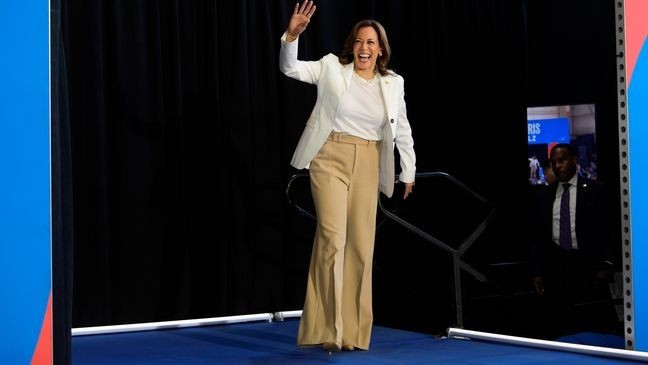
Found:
[287,1,316,38]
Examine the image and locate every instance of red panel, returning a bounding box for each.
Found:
[625,0,648,85]
[30,293,52,365]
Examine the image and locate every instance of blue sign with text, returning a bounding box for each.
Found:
[527,117,570,144]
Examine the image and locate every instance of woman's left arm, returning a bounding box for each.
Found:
[394,76,416,199]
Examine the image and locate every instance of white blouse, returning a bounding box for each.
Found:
[332,72,386,141]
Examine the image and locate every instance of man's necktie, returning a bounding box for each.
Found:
[559,183,572,250]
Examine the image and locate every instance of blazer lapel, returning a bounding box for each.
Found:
[342,63,354,92]
[378,74,393,120]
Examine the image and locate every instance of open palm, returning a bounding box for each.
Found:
[287,1,316,37]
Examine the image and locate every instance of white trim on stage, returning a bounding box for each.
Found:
[72,310,304,337]
[447,328,648,362]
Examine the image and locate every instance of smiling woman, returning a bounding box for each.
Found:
[352,27,381,79]
[337,20,392,80]
[279,1,417,352]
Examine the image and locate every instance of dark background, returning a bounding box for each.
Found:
[57,0,619,344]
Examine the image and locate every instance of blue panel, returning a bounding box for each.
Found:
[0,1,51,363]
[527,117,570,145]
[630,38,648,351]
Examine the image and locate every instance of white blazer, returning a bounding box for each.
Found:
[279,33,416,198]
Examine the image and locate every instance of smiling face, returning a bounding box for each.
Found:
[353,26,382,75]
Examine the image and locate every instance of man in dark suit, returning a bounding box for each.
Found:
[528,143,618,338]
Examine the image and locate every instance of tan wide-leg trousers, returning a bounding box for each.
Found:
[297,132,380,350]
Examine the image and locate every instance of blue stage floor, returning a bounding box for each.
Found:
[72,319,644,364]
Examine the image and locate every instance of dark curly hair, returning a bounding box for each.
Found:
[338,19,393,76]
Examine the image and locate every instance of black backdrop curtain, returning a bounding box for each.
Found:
[52,0,74,362]
[59,0,617,336]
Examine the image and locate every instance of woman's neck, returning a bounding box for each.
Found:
[354,68,376,81]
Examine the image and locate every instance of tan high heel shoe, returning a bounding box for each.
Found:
[341,344,355,351]
[322,342,341,353]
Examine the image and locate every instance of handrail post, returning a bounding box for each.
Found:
[454,256,464,328]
